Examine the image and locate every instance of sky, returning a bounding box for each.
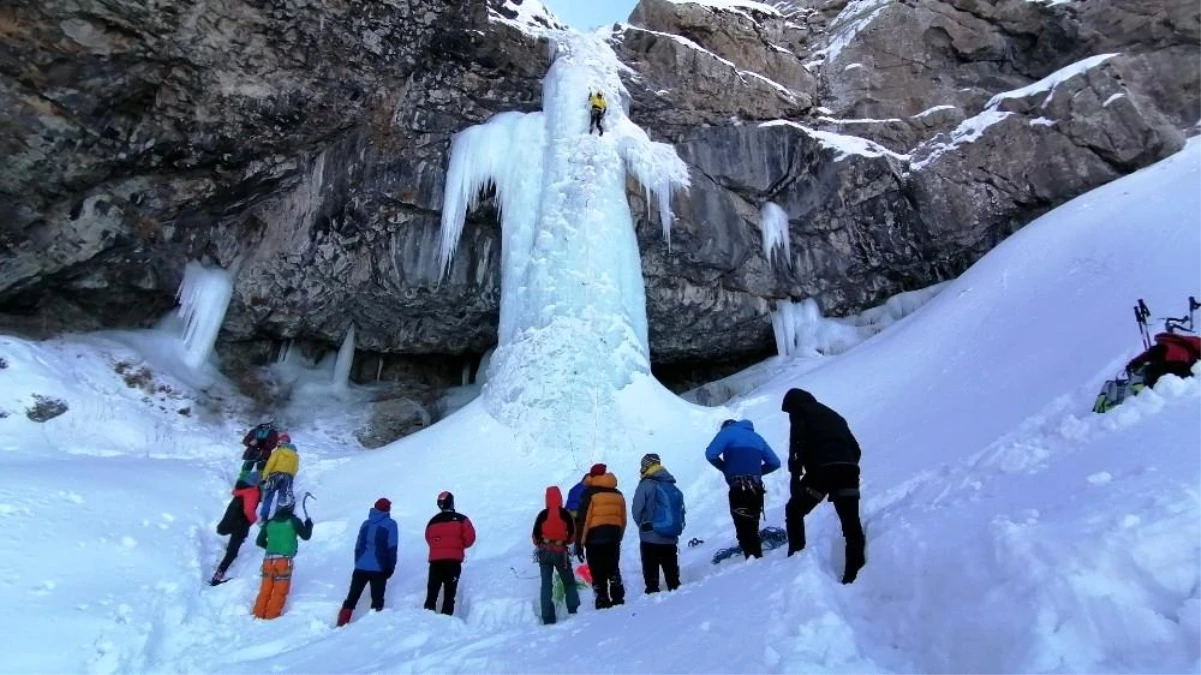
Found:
[543,0,640,30]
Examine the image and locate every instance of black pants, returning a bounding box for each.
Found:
[585,542,625,609]
[216,529,248,574]
[424,560,462,615]
[785,465,866,582]
[343,569,388,611]
[589,108,605,135]
[639,542,680,593]
[728,478,765,558]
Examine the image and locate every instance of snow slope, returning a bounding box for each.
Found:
[1,103,1199,675]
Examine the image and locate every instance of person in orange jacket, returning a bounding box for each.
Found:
[574,463,627,609]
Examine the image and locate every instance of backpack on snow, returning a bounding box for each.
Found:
[1094,297,1200,413]
[649,481,686,538]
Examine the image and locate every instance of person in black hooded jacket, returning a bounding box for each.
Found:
[781,388,866,584]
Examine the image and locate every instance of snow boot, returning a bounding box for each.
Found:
[209,568,227,586]
[336,607,353,627]
[841,538,866,584]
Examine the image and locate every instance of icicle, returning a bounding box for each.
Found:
[175,261,235,369]
[332,324,356,392]
[760,202,792,269]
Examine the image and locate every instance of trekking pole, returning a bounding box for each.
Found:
[1135,300,1152,349]
[302,492,315,520]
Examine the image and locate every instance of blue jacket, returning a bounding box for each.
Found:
[354,508,399,574]
[705,420,781,482]
[565,480,587,513]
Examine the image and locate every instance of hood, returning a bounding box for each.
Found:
[729,419,755,432]
[546,486,563,511]
[367,507,390,523]
[591,472,618,489]
[276,442,297,453]
[782,388,817,413]
[646,467,676,483]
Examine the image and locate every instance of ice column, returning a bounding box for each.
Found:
[332,324,356,392]
[437,32,689,454]
[176,261,235,369]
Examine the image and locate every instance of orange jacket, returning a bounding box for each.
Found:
[577,473,626,545]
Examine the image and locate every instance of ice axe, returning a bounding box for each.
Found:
[302,492,315,520]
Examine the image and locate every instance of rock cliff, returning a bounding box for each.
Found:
[1,0,1196,440]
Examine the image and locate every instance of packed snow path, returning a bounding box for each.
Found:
[439,32,689,464]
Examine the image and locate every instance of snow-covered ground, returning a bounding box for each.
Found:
[3,39,1200,675]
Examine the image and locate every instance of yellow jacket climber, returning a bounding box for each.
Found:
[588,91,607,135]
[263,441,300,477]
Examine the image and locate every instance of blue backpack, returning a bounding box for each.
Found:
[650,481,686,538]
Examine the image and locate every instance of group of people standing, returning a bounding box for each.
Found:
[209,387,865,626]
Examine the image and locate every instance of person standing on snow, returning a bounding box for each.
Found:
[336,498,398,626]
[259,434,299,521]
[252,492,313,620]
[239,421,278,485]
[705,419,781,559]
[565,473,589,520]
[424,491,476,616]
[210,479,260,585]
[630,453,685,593]
[531,486,581,625]
[588,90,607,136]
[781,388,866,584]
[575,463,627,609]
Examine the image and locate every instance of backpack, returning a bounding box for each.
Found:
[650,481,686,538]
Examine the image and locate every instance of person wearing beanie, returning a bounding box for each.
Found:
[575,466,627,609]
[705,418,781,559]
[423,491,476,616]
[252,492,313,620]
[631,453,685,593]
[336,498,398,626]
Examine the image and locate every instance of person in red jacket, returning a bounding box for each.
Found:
[211,479,260,585]
[424,491,476,615]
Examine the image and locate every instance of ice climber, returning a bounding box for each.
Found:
[565,473,588,519]
[575,463,627,609]
[705,419,781,559]
[424,491,476,616]
[210,478,260,586]
[239,421,278,485]
[631,453,685,593]
[337,498,398,627]
[259,434,299,521]
[531,486,581,625]
[252,492,313,620]
[588,90,607,135]
[781,388,866,584]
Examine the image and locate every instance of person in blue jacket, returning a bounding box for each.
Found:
[565,472,591,519]
[705,419,781,558]
[336,498,399,626]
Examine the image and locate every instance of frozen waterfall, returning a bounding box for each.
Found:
[438,32,690,457]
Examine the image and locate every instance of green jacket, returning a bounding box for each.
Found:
[256,512,313,557]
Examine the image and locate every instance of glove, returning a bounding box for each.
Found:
[574,545,585,562]
[640,522,652,533]
[386,568,394,580]
[304,518,313,528]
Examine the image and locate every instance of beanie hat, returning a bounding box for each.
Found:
[640,453,661,474]
[277,492,296,512]
[437,491,454,512]
[374,498,391,513]
[278,433,291,443]
[721,419,737,429]
[589,463,608,477]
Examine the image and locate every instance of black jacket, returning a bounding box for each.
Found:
[216,494,252,538]
[781,388,861,474]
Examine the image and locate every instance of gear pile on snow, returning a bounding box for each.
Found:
[1094,297,1200,413]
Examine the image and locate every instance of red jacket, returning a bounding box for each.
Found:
[425,510,476,562]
